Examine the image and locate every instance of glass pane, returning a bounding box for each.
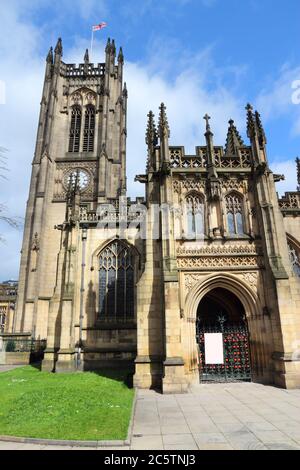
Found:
[227,212,235,234]
[107,269,116,317]
[195,211,204,238]
[236,212,244,234]
[187,211,195,238]
[116,268,125,318]
[99,268,106,316]
[126,267,134,319]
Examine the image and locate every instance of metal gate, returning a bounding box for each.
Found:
[196,316,251,383]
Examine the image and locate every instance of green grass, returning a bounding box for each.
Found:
[0,366,134,441]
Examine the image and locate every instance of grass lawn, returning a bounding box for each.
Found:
[0,366,135,441]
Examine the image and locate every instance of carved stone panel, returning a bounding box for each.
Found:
[178,256,262,269]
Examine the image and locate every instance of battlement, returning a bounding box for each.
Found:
[61,62,106,78]
[169,146,252,170]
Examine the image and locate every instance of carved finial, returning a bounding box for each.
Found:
[158,103,170,139]
[297,157,300,191]
[203,114,211,132]
[111,39,116,55]
[105,37,111,53]
[255,111,267,146]
[54,37,63,56]
[118,47,124,63]
[84,49,89,64]
[225,119,244,156]
[123,82,128,98]
[246,103,256,139]
[46,47,53,64]
[74,169,79,192]
[146,111,158,171]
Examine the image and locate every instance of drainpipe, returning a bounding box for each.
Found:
[78,225,88,369]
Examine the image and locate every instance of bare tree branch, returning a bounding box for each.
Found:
[0,148,24,241]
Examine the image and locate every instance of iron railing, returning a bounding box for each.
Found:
[1,338,47,354]
[196,318,251,383]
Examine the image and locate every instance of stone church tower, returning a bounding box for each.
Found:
[13,38,300,392]
[14,38,142,372]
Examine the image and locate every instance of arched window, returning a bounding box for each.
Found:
[288,242,300,277]
[225,193,245,235]
[0,308,6,333]
[99,241,135,321]
[68,106,82,153]
[83,105,95,152]
[186,193,205,239]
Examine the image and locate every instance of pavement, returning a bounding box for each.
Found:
[1,382,300,450]
[0,365,25,373]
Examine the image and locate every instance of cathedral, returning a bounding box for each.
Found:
[11,38,300,393]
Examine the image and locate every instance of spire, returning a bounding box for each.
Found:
[46,47,53,64]
[84,49,89,75]
[54,37,63,56]
[225,119,244,156]
[146,111,158,171]
[105,37,111,53]
[118,47,124,64]
[111,39,116,56]
[203,113,218,179]
[158,103,170,140]
[246,103,256,140]
[123,82,128,99]
[297,157,300,191]
[84,49,89,64]
[255,111,267,146]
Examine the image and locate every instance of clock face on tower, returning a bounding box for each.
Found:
[63,169,91,192]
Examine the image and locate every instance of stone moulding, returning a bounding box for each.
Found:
[184,271,259,291]
[178,256,263,270]
[177,245,261,256]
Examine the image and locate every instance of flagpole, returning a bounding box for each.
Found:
[90,28,94,60]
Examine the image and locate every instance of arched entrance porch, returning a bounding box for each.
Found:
[183,273,268,385]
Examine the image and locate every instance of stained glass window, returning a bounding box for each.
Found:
[98,241,135,321]
[225,193,245,235]
[83,105,95,152]
[69,106,82,152]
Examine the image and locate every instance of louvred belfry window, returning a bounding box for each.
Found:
[225,193,245,235]
[83,105,95,152]
[68,106,82,152]
[99,242,135,321]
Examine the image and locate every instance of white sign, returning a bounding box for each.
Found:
[204,333,224,365]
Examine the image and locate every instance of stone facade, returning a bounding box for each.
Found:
[0,281,18,333]
[10,39,300,392]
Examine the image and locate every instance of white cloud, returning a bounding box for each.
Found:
[256,64,300,137]
[125,60,245,196]
[271,159,298,197]
[0,1,297,281]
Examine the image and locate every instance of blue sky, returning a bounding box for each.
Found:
[0,0,300,279]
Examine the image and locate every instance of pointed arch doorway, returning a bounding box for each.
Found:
[196,287,252,383]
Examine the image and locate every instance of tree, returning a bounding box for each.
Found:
[0,147,22,241]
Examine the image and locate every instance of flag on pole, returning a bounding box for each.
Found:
[92,22,107,32]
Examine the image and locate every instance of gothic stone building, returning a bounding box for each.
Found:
[12,38,300,393]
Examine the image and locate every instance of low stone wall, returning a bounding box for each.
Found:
[0,352,31,366]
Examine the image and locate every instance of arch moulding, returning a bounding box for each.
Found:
[184,272,261,323]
